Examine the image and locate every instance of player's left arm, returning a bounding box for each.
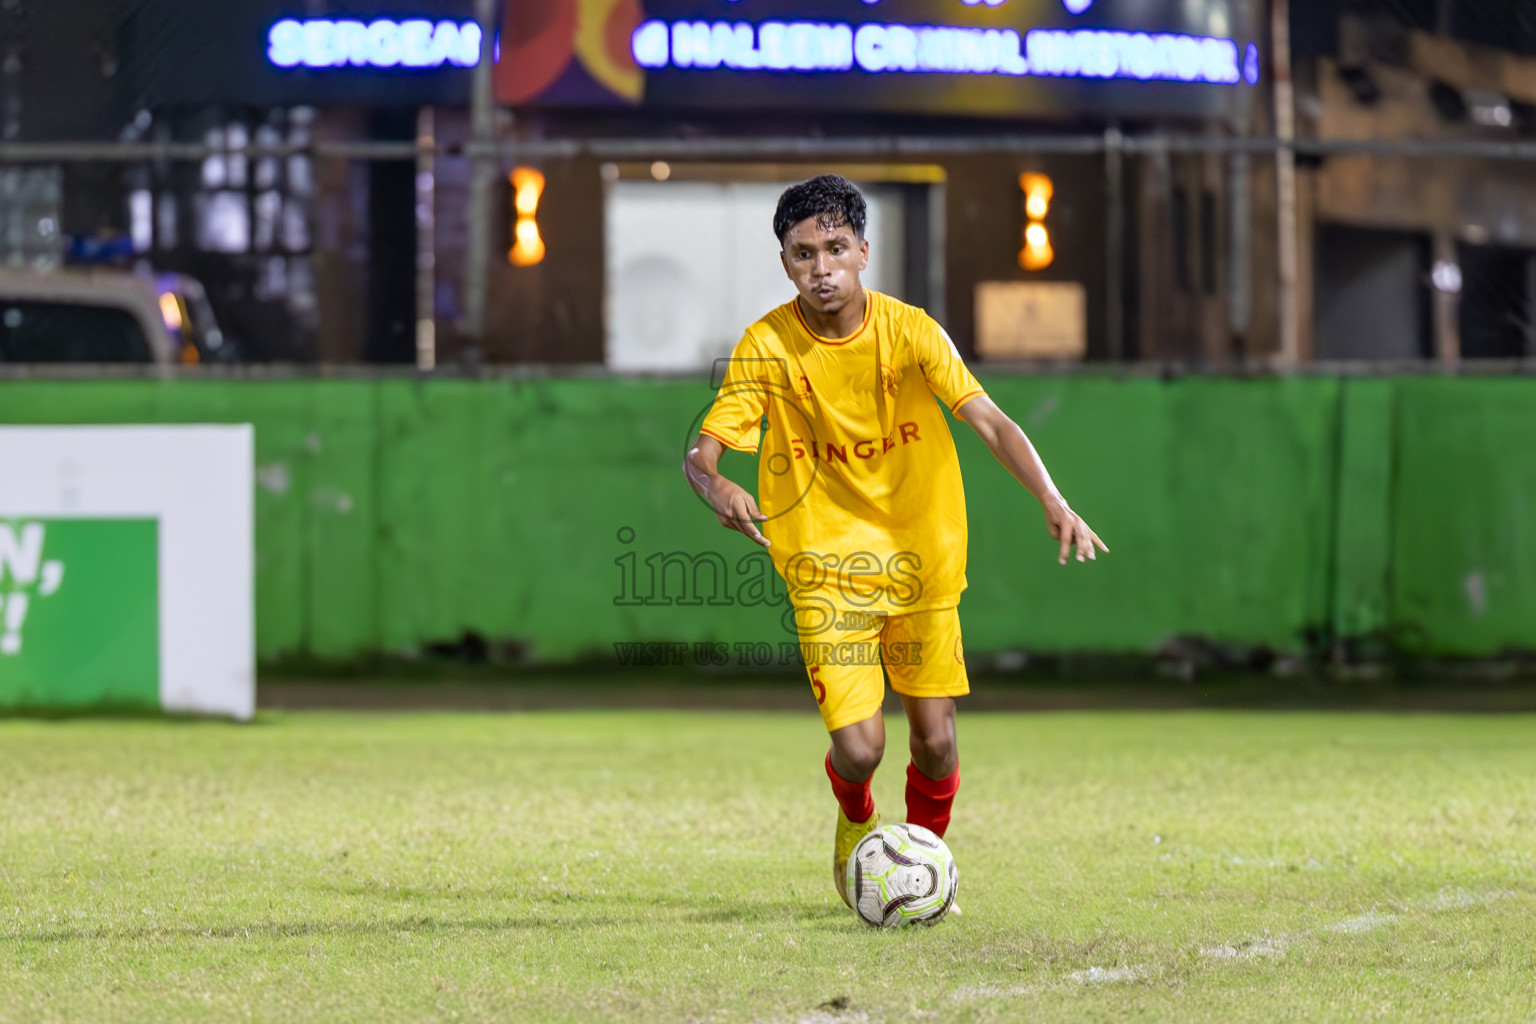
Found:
[955,395,1109,566]
[911,311,1108,565]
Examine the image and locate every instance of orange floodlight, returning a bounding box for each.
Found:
[1018,172,1054,270]
[509,168,546,266]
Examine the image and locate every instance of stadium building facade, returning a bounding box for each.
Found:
[489,0,1275,368]
[50,0,1270,365]
[1291,4,1536,362]
[28,0,1536,366]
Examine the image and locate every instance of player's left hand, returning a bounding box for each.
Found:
[1044,499,1108,565]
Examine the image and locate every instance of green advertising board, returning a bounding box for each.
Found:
[0,518,160,710]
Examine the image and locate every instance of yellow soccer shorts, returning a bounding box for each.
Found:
[796,606,970,732]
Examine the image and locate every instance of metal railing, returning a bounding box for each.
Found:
[3,134,1536,163]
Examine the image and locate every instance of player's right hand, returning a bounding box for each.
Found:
[1044,498,1108,565]
[709,479,771,548]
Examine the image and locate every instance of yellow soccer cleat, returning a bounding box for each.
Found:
[833,808,881,907]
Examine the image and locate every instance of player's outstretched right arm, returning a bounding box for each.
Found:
[683,434,771,548]
[956,396,1108,566]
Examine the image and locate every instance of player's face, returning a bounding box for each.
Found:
[779,217,869,317]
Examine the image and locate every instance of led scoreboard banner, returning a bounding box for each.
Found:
[496,0,1262,118]
[631,16,1254,84]
[266,18,483,69]
[134,0,1257,114]
[128,0,484,106]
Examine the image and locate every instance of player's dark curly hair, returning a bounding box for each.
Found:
[773,174,867,245]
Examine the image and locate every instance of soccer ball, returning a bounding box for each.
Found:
[845,823,958,927]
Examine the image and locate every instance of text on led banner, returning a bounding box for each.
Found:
[268,19,483,69]
[632,20,1259,85]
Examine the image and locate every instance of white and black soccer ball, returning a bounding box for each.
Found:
[845,823,958,928]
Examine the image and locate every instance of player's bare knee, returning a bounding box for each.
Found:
[903,727,952,767]
[903,721,952,776]
[832,733,884,780]
[848,737,884,777]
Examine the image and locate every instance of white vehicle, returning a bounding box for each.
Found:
[0,269,183,364]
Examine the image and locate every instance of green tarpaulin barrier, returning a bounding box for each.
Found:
[2,374,1528,663]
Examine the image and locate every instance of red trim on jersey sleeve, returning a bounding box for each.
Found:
[948,388,987,415]
[699,426,759,454]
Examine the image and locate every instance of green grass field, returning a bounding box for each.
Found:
[3,707,1535,1023]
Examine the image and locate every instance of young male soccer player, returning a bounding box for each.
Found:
[682,175,1107,907]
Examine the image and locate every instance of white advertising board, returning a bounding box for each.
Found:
[0,425,254,719]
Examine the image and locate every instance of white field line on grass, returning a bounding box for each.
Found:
[768,1013,871,1024]
[952,965,1148,1002]
[952,965,1149,1003]
[1328,910,1397,934]
[753,999,873,1024]
[1203,886,1514,956]
[952,983,1039,1000]
[1199,935,1289,959]
[1417,888,1508,912]
[1265,886,1511,945]
[1067,965,1147,985]
[955,886,1513,1002]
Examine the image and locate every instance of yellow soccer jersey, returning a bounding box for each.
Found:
[700,290,987,627]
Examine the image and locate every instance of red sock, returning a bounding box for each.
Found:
[825,752,875,824]
[906,762,960,838]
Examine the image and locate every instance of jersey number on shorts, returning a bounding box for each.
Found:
[808,665,826,705]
